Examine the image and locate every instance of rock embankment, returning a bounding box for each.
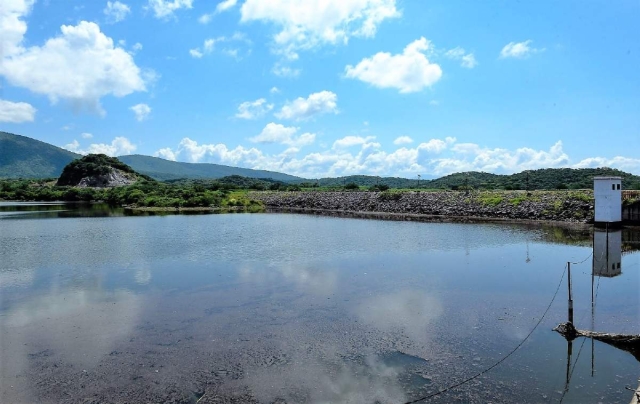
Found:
[250,190,594,223]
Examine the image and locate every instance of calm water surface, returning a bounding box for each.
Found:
[1,202,638,403]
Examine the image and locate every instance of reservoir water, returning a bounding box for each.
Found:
[1,202,638,403]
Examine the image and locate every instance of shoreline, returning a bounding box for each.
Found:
[264,206,595,230]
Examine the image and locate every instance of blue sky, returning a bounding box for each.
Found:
[1,0,639,178]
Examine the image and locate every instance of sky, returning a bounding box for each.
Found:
[0,0,639,179]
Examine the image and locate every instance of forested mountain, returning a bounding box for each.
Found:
[1,132,639,189]
[117,155,302,182]
[0,132,80,178]
[0,132,301,181]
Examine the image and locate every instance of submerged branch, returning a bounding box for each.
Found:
[554,322,640,362]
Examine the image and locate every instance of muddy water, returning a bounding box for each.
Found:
[0,203,638,403]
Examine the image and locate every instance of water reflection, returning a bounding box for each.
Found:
[1,203,638,403]
[593,230,623,277]
[556,228,640,402]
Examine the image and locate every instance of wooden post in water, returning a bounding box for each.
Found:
[567,262,574,324]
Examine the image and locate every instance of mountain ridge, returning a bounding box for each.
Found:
[1,132,639,189]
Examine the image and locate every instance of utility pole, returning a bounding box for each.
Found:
[417,174,421,189]
[567,262,574,324]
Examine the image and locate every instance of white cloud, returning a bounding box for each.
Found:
[393,136,413,145]
[275,91,338,121]
[0,99,36,123]
[132,42,143,52]
[500,40,544,59]
[81,132,93,139]
[64,139,81,153]
[573,156,640,172]
[0,20,149,115]
[62,136,137,156]
[333,135,377,149]
[270,86,280,94]
[104,1,131,23]
[249,122,316,147]
[130,103,151,121]
[240,0,399,60]
[154,147,177,161]
[345,37,442,93]
[444,47,477,68]
[272,63,300,78]
[149,137,610,179]
[0,0,34,59]
[198,13,213,24]
[146,0,193,19]
[236,98,274,120]
[189,48,203,58]
[216,0,238,13]
[189,35,249,58]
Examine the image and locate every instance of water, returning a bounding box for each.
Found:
[0,202,638,403]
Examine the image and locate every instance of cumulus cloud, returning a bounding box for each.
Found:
[275,91,338,121]
[63,136,137,156]
[146,0,193,19]
[198,13,213,24]
[393,136,413,145]
[0,0,34,59]
[249,123,316,147]
[130,103,151,121]
[444,47,477,68]
[345,37,442,93]
[0,19,150,115]
[240,0,399,60]
[154,147,177,161]
[189,35,249,59]
[149,137,611,179]
[81,132,93,139]
[333,135,377,149]
[0,99,36,123]
[236,98,274,119]
[500,40,544,59]
[573,156,640,172]
[216,0,238,13]
[104,1,131,23]
[272,63,300,78]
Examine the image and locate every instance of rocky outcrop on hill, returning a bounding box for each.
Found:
[250,190,594,223]
[76,168,137,188]
[56,154,148,188]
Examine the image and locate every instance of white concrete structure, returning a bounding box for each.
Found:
[593,230,622,277]
[594,177,622,226]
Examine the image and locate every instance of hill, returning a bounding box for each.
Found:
[0,131,80,178]
[426,168,640,190]
[118,154,302,182]
[292,175,431,188]
[57,154,151,187]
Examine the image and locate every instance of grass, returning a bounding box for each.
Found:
[478,194,504,206]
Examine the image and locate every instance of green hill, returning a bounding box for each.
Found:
[426,168,640,190]
[0,131,80,178]
[57,154,151,187]
[118,154,302,182]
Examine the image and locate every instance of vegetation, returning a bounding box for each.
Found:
[0,131,79,178]
[56,154,151,186]
[0,178,263,211]
[118,154,302,182]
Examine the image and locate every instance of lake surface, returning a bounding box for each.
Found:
[1,202,638,403]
